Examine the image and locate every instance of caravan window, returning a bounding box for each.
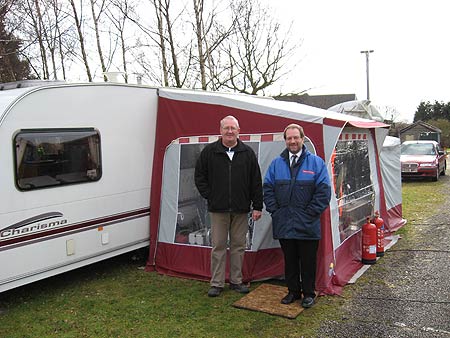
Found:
[14,128,102,191]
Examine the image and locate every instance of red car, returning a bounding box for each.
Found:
[401,140,446,181]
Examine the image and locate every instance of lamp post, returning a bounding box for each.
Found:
[360,50,374,101]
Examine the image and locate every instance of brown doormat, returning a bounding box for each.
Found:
[233,283,304,319]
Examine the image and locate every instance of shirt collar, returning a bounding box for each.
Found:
[289,150,302,159]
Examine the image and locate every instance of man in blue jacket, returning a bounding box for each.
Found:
[263,123,331,308]
[195,115,263,297]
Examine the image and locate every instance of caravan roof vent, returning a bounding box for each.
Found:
[103,72,125,83]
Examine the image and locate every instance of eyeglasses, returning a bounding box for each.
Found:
[221,126,238,131]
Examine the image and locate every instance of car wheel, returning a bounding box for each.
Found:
[432,167,439,181]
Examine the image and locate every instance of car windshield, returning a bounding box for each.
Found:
[401,143,435,155]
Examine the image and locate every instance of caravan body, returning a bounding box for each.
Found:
[0,84,158,292]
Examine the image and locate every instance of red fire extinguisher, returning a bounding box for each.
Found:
[373,211,385,257]
[361,216,377,265]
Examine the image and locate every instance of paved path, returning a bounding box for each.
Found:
[317,175,450,337]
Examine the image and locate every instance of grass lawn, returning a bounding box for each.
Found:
[0,249,349,338]
[0,178,446,337]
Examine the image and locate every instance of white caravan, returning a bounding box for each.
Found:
[0,83,158,292]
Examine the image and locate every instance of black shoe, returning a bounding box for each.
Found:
[229,283,249,294]
[281,292,301,304]
[301,296,315,308]
[208,286,223,297]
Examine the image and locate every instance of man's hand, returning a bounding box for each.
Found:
[252,210,262,221]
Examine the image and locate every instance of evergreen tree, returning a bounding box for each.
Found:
[432,100,444,120]
[443,102,450,120]
[414,101,450,147]
[415,100,450,123]
[414,101,432,122]
[427,119,450,148]
[0,2,33,82]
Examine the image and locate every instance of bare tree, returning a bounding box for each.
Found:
[10,0,76,80]
[160,0,181,87]
[34,0,59,79]
[122,0,170,85]
[152,0,169,86]
[48,0,66,79]
[90,0,108,81]
[38,0,70,80]
[378,105,401,123]
[190,1,236,91]
[69,0,93,81]
[192,0,206,89]
[10,0,50,80]
[7,0,300,90]
[218,0,298,95]
[0,0,34,81]
[49,0,73,80]
[107,0,136,83]
[23,0,50,79]
[135,0,192,87]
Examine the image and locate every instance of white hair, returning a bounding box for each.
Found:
[220,115,240,128]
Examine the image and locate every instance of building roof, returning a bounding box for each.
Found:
[273,93,357,110]
[399,120,442,133]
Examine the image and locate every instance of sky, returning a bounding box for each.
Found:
[265,0,450,122]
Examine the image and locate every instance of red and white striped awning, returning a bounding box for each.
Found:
[172,133,285,144]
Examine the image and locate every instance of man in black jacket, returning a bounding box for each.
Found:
[195,115,263,297]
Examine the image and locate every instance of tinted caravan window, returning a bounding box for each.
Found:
[14,129,102,190]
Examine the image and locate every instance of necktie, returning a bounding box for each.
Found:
[291,154,297,168]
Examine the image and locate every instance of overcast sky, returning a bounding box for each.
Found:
[265,0,450,122]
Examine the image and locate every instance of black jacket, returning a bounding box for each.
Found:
[195,139,263,213]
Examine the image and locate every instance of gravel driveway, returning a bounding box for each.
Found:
[317,175,450,338]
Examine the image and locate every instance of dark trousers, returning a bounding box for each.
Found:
[279,239,319,298]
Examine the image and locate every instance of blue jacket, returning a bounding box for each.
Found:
[263,146,331,240]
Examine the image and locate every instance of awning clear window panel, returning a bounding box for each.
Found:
[175,142,259,249]
[332,138,374,242]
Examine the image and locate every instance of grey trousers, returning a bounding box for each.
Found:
[209,212,248,287]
